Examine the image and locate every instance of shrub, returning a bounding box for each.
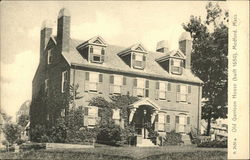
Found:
[16,139,25,145]
[163,131,183,145]
[147,127,159,145]
[197,140,227,148]
[2,123,22,145]
[97,123,123,146]
[30,124,47,142]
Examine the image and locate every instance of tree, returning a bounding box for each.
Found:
[2,123,22,145]
[183,2,228,135]
[17,114,29,128]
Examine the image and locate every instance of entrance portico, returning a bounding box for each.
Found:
[129,98,160,140]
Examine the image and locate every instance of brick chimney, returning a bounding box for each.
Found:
[179,32,192,69]
[156,40,170,53]
[40,20,52,62]
[57,8,71,53]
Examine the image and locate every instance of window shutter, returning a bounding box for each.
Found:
[145,80,149,88]
[143,55,146,61]
[145,89,149,97]
[156,82,159,89]
[154,114,158,131]
[167,83,171,91]
[167,115,170,123]
[99,74,103,83]
[90,47,93,53]
[187,117,190,125]
[85,72,89,81]
[110,75,114,84]
[176,116,179,124]
[180,60,184,67]
[176,85,180,92]
[133,79,137,87]
[132,53,135,60]
[101,55,105,62]
[84,107,89,115]
[188,86,191,93]
[123,77,126,85]
[101,48,105,55]
[171,59,174,65]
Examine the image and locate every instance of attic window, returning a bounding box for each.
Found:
[171,59,183,75]
[132,53,146,69]
[90,46,105,63]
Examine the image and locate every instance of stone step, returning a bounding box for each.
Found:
[137,139,157,147]
[181,134,192,145]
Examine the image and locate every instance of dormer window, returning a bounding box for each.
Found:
[118,43,147,70]
[76,36,107,64]
[171,59,183,75]
[132,53,145,69]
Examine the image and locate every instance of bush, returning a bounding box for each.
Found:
[16,139,25,145]
[147,127,159,145]
[163,131,183,145]
[97,123,123,146]
[19,143,46,151]
[197,140,227,148]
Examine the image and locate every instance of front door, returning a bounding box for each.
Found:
[179,116,186,133]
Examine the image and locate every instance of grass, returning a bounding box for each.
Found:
[0,145,227,160]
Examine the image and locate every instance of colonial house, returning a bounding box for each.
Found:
[31,8,203,146]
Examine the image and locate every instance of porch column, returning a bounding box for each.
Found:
[151,111,158,124]
[129,108,136,123]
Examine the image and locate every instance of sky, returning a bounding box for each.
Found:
[0,1,228,120]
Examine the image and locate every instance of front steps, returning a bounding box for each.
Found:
[137,138,157,147]
[181,134,192,145]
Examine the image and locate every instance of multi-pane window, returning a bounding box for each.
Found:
[90,46,105,63]
[110,75,124,94]
[132,53,146,69]
[45,79,48,95]
[167,115,170,123]
[171,59,183,75]
[177,84,191,103]
[158,114,165,131]
[133,78,145,97]
[61,71,68,93]
[47,50,52,64]
[83,106,99,128]
[85,72,102,92]
[159,82,166,99]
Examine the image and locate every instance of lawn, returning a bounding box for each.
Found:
[0,145,227,160]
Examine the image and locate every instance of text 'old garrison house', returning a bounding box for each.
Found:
[31,8,203,144]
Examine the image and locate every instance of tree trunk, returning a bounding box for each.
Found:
[206,116,211,136]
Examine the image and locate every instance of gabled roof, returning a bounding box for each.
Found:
[155,49,186,63]
[77,36,107,49]
[117,43,148,56]
[52,36,202,84]
[130,98,160,110]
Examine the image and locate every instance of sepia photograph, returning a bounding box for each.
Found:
[0,1,249,160]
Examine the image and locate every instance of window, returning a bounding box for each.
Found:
[83,106,99,127]
[159,82,166,99]
[113,75,122,94]
[133,78,145,97]
[112,109,120,120]
[61,71,68,93]
[171,59,183,74]
[45,79,48,94]
[132,53,146,69]
[47,50,52,64]
[85,72,102,92]
[89,72,99,91]
[61,109,65,117]
[158,114,165,131]
[176,84,188,102]
[145,80,149,97]
[90,46,105,63]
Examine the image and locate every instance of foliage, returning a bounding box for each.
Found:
[17,114,29,128]
[97,122,123,146]
[182,2,228,135]
[197,140,227,148]
[16,139,25,145]
[29,124,48,142]
[0,112,12,122]
[163,131,183,145]
[2,122,22,145]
